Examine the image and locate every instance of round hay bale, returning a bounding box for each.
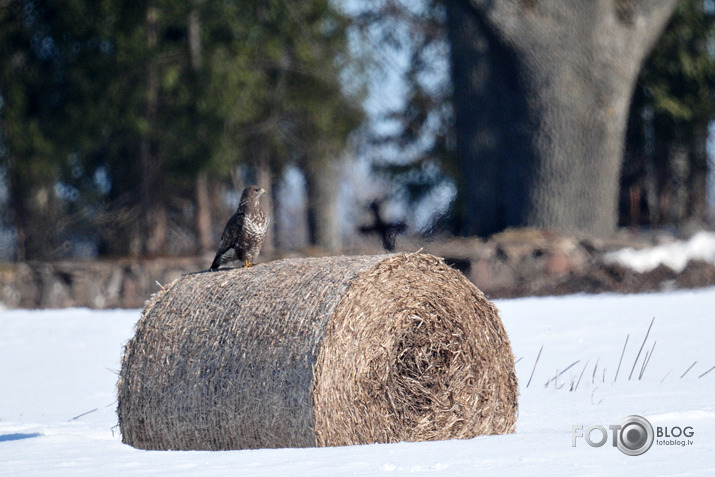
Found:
[117,253,518,450]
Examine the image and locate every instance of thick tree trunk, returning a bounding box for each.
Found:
[446,2,536,236]
[304,152,341,251]
[620,94,647,227]
[446,0,678,236]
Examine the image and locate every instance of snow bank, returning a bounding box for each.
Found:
[604,230,715,273]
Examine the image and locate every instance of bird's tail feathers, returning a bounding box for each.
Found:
[210,254,222,271]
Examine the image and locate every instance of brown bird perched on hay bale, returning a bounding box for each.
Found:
[210,185,269,271]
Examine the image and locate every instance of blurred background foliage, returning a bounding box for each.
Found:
[0,0,713,261]
[0,0,363,259]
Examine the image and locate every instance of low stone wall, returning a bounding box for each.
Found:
[0,256,207,309]
[421,229,715,297]
[2,230,715,309]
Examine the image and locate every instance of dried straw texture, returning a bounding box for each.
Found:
[117,253,517,451]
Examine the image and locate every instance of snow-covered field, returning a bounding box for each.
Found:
[1,289,714,476]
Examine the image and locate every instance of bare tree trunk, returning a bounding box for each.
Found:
[446,0,678,236]
[195,172,213,252]
[620,95,647,228]
[686,124,709,225]
[6,154,60,260]
[653,139,671,225]
[7,154,28,261]
[666,140,689,223]
[188,4,213,253]
[304,151,341,251]
[446,1,535,236]
[188,7,202,70]
[256,147,275,255]
[269,181,282,249]
[144,204,167,256]
[141,4,166,256]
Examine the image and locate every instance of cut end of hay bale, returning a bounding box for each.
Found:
[117,252,518,450]
[312,253,518,445]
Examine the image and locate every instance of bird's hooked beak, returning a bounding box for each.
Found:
[258,188,266,196]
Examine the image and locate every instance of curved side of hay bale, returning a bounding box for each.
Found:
[312,254,518,446]
[117,253,518,450]
[118,254,385,450]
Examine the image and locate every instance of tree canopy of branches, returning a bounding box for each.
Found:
[0,0,362,260]
[621,0,715,227]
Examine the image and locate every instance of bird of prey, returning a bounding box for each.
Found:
[210,185,269,271]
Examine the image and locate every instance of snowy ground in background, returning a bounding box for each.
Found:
[1,289,714,476]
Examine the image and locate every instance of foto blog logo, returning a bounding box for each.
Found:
[572,415,695,456]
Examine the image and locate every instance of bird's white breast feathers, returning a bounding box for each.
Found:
[244,215,269,239]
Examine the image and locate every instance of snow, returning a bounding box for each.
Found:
[1,289,714,476]
[604,230,715,273]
